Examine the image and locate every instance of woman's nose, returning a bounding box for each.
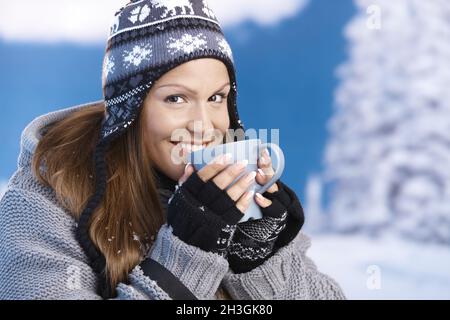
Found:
[186,104,214,134]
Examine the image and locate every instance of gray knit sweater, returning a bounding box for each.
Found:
[0,101,345,300]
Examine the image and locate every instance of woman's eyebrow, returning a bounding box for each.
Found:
[155,82,230,94]
[215,82,231,92]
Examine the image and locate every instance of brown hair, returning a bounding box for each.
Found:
[32,101,231,299]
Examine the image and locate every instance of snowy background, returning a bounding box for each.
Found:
[1,0,449,299]
[306,0,450,299]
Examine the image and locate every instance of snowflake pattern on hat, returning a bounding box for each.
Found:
[123,43,153,69]
[103,54,115,80]
[166,33,208,55]
[128,4,151,24]
[110,13,121,35]
[108,0,221,40]
[216,37,233,61]
[102,85,150,138]
[201,0,217,19]
[153,0,194,18]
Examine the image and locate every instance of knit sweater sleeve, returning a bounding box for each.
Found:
[0,188,227,300]
[222,231,346,300]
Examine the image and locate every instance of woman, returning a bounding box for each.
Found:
[0,0,345,300]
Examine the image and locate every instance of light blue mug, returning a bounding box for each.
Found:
[187,138,285,222]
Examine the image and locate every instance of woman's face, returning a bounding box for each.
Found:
[142,58,231,181]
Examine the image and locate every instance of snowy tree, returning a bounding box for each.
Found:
[321,0,450,244]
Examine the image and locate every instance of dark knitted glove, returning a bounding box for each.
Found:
[227,180,305,274]
[166,170,244,257]
[273,180,305,248]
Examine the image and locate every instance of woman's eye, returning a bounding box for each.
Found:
[209,93,227,103]
[165,95,185,104]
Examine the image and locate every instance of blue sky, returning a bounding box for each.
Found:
[0,0,355,203]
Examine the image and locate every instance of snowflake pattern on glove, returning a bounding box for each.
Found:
[128,4,151,24]
[237,211,288,242]
[153,0,194,18]
[216,224,237,257]
[166,33,208,55]
[123,43,153,69]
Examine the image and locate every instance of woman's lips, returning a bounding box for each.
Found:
[169,141,212,153]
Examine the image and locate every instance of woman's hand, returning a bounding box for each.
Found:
[179,153,257,214]
[167,153,258,256]
[226,148,305,274]
[254,148,279,207]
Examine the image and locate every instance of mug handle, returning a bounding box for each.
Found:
[255,143,285,194]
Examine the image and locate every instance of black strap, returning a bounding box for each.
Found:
[139,258,198,300]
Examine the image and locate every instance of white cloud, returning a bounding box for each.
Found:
[0,0,125,44]
[210,0,309,28]
[0,0,309,44]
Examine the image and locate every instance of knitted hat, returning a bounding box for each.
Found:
[101,0,244,140]
[75,0,245,298]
